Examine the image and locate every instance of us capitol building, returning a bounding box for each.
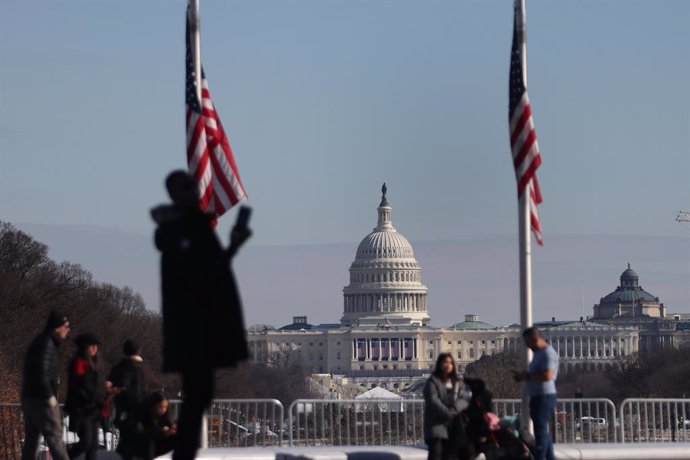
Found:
[246,186,688,390]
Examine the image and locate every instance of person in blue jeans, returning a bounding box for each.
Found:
[512,327,559,460]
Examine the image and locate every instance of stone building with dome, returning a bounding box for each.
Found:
[246,186,645,389]
[341,185,430,327]
[590,264,690,352]
[593,264,666,320]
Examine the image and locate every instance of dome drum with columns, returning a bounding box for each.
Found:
[593,263,666,319]
[341,185,430,326]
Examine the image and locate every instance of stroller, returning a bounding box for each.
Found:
[462,378,534,460]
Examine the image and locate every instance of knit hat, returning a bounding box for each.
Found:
[123,339,141,356]
[45,310,69,331]
[74,332,101,348]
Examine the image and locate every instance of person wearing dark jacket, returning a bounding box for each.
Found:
[21,310,71,460]
[137,392,177,460]
[65,333,105,460]
[424,353,470,460]
[151,170,251,460]
[109,339,146,460]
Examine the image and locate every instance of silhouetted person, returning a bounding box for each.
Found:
[109,339,146,460]
[21,310,71,460]
[512,327,559,460]
[66,333,105,460]
[152,170,251,460]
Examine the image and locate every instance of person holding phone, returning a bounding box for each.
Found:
[512,327,559,460]
[151,170,251,460]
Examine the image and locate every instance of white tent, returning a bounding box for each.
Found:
[354,386,404,412]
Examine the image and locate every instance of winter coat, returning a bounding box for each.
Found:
[108,357,145,427]
[21,331,62,400]
[153,205,248,372]
[65,356,105,430]
[423,375,468,440]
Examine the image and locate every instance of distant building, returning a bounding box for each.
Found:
[593,263,666,319]
[590,264,690,351]
[247,186,642,390]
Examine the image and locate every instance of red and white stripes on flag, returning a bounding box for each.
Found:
[186,14,246,222]
[509,3,543,245]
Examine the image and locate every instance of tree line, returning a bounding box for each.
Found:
[0,222,313,405]
[465,347,690,402]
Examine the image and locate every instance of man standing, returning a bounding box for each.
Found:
[21,310,71,460]
[512,327,559,460]
[152,170,251,460]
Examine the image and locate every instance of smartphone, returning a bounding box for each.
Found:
[235,205,252,228]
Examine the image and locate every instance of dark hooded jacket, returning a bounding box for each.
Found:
[65,355,105,430]
[109,357,145,427]
[21,331,62,400]
[152,205,248,372]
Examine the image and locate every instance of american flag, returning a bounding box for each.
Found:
[186,12,246,221]
[509,2,543,245]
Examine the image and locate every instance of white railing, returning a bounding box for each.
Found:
[0,403,118,459]
[287,399,425,447]
[494,398,618,443]
[168,398,284,447]
[5,397,690,452]
[619,399,690,442]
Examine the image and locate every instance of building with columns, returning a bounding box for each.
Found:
[247,186,646,390]
[593,264,666,319]
[341,185,429,326]
[589,264,690,352]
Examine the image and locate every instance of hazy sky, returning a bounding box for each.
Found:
[1,0,688,247]
[1,1,689,328]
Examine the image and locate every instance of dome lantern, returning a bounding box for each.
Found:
[375,183,394,232]
[620,262,639,287]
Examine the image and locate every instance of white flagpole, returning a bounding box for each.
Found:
[189,0,202,103]
[187,3,210,443]
[515,0,534,437]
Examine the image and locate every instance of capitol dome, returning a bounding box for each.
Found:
[341,184,430,326]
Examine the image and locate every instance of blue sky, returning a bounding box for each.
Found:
[1,1,689,325]
[1,0,688,246]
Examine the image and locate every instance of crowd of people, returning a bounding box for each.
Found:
[20,170,558,460]
[21,310,176,460]
[21,170,252,460]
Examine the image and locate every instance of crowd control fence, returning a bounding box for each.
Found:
[168,398,284,448]
[0,403,116,460]
[493,398,618,443]
[5,397,690,452]
[287,398,425,447]
[619,398,690,443]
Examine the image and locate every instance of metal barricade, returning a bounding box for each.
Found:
[494,398,617,443]
[619,399,690,443]
[169,398,284,447]
[287,399,425,447]
[0,403,117,459]
[8,397,690,450]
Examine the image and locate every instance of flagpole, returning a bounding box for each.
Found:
[516,0,534,437]
[189,0,202,103]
